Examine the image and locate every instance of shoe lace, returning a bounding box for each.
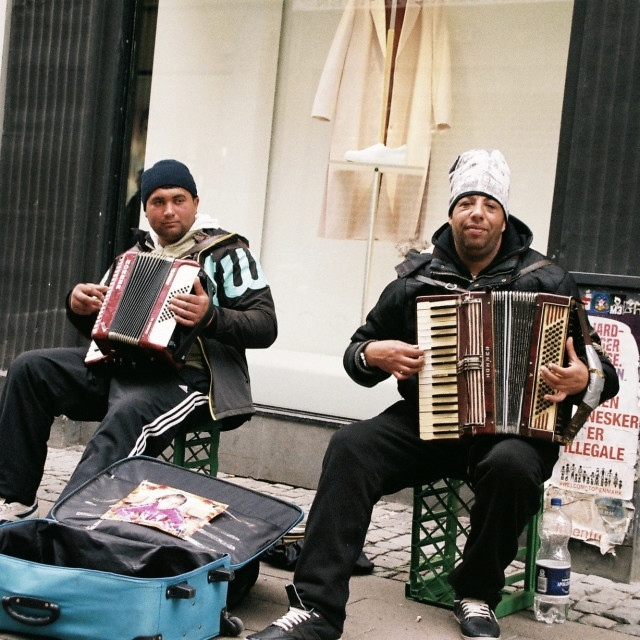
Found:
[273,607,314,631]
[459,599,493,620]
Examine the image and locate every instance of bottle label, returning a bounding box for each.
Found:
[535,562,570,596]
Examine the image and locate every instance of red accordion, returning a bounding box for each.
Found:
[85,251,203,368]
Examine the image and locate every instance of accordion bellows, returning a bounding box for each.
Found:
[417,291,574,443]
[87,251,203,368]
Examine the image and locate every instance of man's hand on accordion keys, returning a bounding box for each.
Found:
[168,277,214,328]
[540,337,589,403]
[363,340,425,381]
[69,283,109,316]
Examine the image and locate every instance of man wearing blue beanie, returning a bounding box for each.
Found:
[140,159,198,210]
[0,159,277,527]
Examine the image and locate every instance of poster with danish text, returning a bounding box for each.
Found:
[548,288,640,554]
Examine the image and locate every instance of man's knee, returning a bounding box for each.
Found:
[9,348,81,378]
[8,349,49,379]
[324,421,377,469]
[327,423,360,455]
[476,439,546,489]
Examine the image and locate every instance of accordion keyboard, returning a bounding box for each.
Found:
[417,298,462,439]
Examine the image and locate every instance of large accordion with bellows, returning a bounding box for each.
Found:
[85,250,204,369]
[416,291,584,444]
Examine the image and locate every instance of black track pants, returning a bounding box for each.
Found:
[292,400,559,631]
[0,347,210,505]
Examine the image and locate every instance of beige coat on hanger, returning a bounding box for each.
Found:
[313,0,451,241]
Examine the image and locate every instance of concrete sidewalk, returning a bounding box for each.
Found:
[237,563,632,639]
[0,446,638,639]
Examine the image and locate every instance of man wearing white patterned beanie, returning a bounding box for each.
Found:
[249,148,618,640]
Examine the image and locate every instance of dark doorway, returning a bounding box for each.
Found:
[0,0,157,368]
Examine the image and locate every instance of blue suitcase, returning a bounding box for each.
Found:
[0,456,303,640]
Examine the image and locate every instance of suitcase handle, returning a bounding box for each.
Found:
[208,568,234,583]
[165,581,196,599]
[2,595,61,626]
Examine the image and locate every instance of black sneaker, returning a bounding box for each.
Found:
[454,598,501,640]
[247,584,341,640]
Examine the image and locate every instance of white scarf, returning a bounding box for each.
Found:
[149,212,219,257]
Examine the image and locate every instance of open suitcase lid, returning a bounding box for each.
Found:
[50,456,304,570]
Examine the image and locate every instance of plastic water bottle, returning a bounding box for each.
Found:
[534,497,572,624]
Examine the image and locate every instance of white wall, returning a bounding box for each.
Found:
[146,0,574,419]
[144,0,284,254]
[255,0,573,417]
[430,1,573,253]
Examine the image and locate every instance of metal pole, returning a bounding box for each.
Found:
[362,168,382,323]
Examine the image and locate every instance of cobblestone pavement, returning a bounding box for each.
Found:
[30,447,640,637]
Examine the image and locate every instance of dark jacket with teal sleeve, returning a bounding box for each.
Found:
[67,227,277,429]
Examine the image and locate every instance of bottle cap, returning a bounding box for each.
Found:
[550,497,562,506]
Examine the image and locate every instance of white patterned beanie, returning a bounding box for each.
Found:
[448,149,510,218]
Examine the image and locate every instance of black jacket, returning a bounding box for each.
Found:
[67,227,277,429]
[344,216,618,419]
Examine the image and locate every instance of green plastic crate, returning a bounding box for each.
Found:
[405,478,540,618]
[160,422,220,476]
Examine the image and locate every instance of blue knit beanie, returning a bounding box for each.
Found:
[141,159,198,209]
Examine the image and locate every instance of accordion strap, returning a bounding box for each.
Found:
[414,259,555,293]
[127,232,241,260]
[414,275,467,293]
[510,259,555,281]
[177,232,240,259]
[562,303,606,444]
